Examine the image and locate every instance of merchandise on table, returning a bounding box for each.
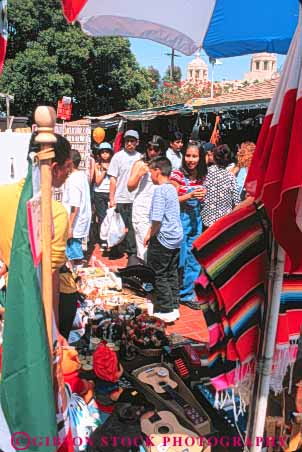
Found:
[76,265,149,311]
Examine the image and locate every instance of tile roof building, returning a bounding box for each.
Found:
[187,78,279,112]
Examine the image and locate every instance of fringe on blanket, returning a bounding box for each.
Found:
[214,387,246,423]
[213,360,255,422]
[270,340,299,395]
[235,360,255,410]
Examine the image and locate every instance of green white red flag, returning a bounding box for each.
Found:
[0,164,58,451]
[245,6,302,270]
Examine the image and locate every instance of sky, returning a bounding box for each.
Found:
[130,38,286,82]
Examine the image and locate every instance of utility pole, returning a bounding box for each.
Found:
[209,57,223,99]
[165,48,181,81]
[209,57,216,99]
[0,93,14,130]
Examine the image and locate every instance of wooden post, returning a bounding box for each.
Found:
[34,106,57,357]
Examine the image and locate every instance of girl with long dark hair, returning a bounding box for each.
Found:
[170,143,207,310]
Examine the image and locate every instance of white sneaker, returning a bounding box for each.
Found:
[153,311,177,323]
[173,309,180,319]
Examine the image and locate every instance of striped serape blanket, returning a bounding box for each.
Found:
[193,203,302,401]
[271,257,302,394]
[193,203,268,403]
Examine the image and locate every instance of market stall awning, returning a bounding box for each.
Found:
[187,79,280,112]
[62,0,298,57]
[85,103,193,128]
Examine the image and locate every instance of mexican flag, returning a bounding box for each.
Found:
[0,165,57,451]
[245,5,302,271]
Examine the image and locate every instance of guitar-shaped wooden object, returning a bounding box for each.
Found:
[161,383,207,426]
[138,367,177,394]
[138,368,206,426]
[141,411,206,452]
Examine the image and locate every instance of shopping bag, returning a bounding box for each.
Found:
[100,207,126,247]
[99,207,115,241]
[107,208,126,247]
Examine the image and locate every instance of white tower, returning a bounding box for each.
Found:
[244,53,278,82]
[186,51,209,83]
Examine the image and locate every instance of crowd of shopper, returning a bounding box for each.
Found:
[85,130,255,323]
[0,130,255,332]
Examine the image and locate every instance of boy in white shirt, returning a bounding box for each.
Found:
[63,149,92,264]
[166,131,184,171]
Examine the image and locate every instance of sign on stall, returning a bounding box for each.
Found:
[32,121,91,202]
[55,123,91,176]
[57,97,72,121]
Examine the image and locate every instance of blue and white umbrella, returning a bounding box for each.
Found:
[62,0,298,57]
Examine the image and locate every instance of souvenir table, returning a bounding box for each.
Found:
[76,266,149,311]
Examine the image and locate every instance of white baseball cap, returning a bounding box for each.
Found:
[124,130,139,140]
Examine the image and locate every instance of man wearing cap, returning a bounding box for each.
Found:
[107,130,141,260]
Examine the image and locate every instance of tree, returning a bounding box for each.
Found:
[156,80,213,106]
[0,0,155,118]
[146,66,161,89]
[164,65,182,82]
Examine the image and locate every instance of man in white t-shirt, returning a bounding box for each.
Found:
[107,130,141,259]
[63,149,92,263]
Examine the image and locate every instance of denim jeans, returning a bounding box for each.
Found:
[179,204,202,302]
[59,292,78,340]
[117,203,137,256]
[94,191,109,230]
[147,236,180,313]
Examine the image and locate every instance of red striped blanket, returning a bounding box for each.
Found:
[193,204,302,398]
[193,203,268,392]
[271,258,302,394]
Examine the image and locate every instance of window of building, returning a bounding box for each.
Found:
[255,61,260,70]
[189,70,193,78]
[264,61,269,70]
[195,70,200,79]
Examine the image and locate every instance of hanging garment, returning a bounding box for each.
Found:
[193,203,269,394]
